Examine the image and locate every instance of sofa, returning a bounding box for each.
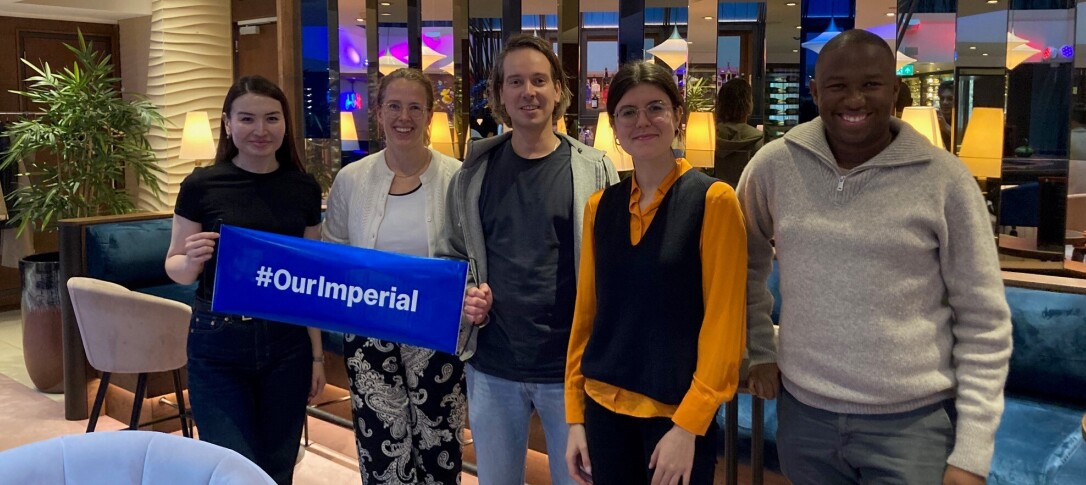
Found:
[721,267,1086,483]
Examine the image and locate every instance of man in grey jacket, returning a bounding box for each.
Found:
[437,34,618,485]
[738,30,1012,485]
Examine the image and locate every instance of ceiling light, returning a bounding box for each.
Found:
[795,25,802,29]
[703,16,713,20]
[380,12,390,16]
[356,17,364,22]
[987,0,997,3]
[886,12,895,17]
[982,53,989,56]
[969,46,977,50]
[792,49,798,53]
[380,1,391,5]
[786,2,796,6]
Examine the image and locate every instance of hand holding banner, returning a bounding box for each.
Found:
[211,225,468,355]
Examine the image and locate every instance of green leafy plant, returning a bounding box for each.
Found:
[0,30,164,234]
[684,75,716,113]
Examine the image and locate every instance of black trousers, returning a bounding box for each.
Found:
[343,335,466,485]
[584,396,718,485]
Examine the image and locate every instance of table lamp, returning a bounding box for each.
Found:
[430,111,457,159]
[593,113,631,171]
[958,107,1004,179]
[901,106,945,150]
[341,111,360,151]
[684,112,716,168]
[179,112,216,167]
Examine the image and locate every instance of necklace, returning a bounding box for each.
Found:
[387,149,432,179]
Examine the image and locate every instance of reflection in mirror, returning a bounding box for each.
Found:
[1066,0,1086,273]
[339,0,367,162]
[762,0,799,141]
[468,0,502,139]
[895,2,955,150]
[421,0,458,157]
[998,2,1075,264]
[579,0,623,166]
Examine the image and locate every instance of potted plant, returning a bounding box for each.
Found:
[0,30,164,392]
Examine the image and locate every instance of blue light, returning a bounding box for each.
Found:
[1061,45,1074,59]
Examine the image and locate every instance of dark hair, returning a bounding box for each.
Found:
[605,61,686,126]
[216,75,304,171]
[814,29,894,75]
[938,80,954,96]
[715,78,753,124]
[487,34,572,126]
[896,78,913,110]
[376,68,436,145]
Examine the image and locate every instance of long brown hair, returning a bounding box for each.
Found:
[216,75,305,171]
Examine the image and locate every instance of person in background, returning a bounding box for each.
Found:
[436,33,618,485]
[894,78,913,118]
[165,75,325,485]
[939,80,955,151]
[322,68,465,485]
[564,60,747,485]
[738,29,1011,485]
[714,78,765,188]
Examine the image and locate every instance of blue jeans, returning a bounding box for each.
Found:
[776,387,956,485]
[465,365,574,485]
[187,306,312,485]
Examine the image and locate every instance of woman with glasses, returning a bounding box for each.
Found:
[564,61,747,485]
[322,68,464,485]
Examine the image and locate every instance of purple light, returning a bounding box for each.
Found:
[347,46,361,65]
[1061,45,1074,59]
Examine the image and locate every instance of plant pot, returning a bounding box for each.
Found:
[19,251,63,394]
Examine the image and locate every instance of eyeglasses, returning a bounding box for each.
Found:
[382,102,428,118]
[614,102,673,126]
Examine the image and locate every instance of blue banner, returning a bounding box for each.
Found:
[211,225,468,355]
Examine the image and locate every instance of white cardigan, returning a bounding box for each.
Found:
[322,147,460,254]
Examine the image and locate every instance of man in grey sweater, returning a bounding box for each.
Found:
[738,30,1012,485]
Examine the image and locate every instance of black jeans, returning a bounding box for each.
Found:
[187,302,311,485]
[584,396,718,485]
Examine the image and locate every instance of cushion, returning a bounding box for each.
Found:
[1004,287,1086,407]
[86,219,174,288]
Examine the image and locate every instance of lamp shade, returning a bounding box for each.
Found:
[1007,43,1040,70]
[593,113,631,171]
[958,107,1004,179]
[801,19,842,54]
[179,111,216,161]
[900,106,944,150]
[379,48,408,75]
[341,111,359,151]
[430,111,457,158]
[896,50,917,71]
[684,112,716,168]
[421,43,447,71]
[647,27,688,70]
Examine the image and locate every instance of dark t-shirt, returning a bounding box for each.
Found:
[476,138,575,383]
[174,161,322,301]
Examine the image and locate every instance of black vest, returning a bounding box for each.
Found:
[581,169,713,405]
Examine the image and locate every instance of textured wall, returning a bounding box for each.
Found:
[142,0,233,211]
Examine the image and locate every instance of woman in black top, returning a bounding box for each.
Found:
[165,76,325,484]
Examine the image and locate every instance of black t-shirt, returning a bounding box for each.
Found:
[174,161,322,301]
[476,138,576,382]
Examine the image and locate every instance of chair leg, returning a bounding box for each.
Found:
[725,397,738,485]
[172,369,191,438]
[752,397,765,485]
[87,372,111,433]
[129,373,148,430]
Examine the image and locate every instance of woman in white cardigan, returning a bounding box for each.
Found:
[321,68,463,485]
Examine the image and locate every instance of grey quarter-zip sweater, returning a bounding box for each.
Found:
[738,117,1012,477]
